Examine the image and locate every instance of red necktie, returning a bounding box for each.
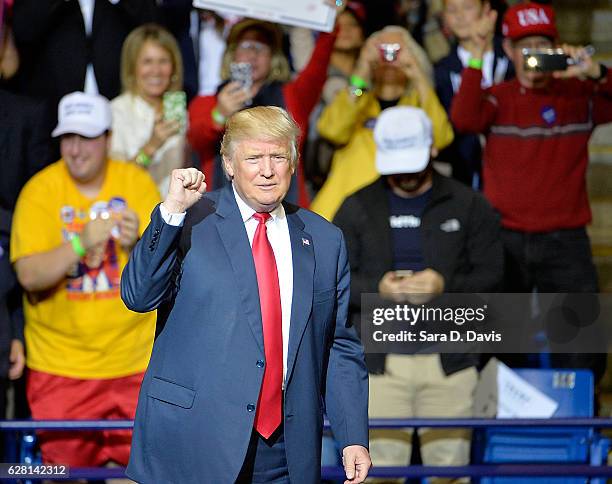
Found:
[251,212,283,438]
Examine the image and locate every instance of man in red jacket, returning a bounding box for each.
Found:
[450,2,611,375]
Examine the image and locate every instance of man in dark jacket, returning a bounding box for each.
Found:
[0,89,46,448]
[11,0,157,157]
[434,0,513,189]
[334,106,503,477]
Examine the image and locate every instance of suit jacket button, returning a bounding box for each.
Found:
[256,360,264,368]
[247,404,256,412]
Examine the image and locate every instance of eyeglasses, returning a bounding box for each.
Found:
[235,40,271,55]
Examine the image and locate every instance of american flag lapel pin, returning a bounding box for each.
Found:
[302,238,310,246]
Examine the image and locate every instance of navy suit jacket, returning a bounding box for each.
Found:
[121,185,369,483]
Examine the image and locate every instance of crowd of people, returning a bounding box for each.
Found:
[1,0,612,479]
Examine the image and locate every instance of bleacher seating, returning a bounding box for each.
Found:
[476,368,609,484]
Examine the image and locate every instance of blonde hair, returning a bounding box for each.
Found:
[371,25,434,90]
[220,106,300,178]
[120,23,184,94]
[220,31,290,84]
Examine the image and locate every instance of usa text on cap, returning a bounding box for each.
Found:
[502,2,558,41]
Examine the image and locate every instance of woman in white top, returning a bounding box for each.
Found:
[111,23,186,196]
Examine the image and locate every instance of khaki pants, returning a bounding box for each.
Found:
[368,355,477,484]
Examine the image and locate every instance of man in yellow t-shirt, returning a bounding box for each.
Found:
[10,92,160,468]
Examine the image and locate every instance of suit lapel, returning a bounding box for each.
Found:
[214,186,264,353]
[285,206,314,385]
[213,191,315,376]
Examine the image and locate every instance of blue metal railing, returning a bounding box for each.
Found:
[2,418,612,480]
[3,417,612,431]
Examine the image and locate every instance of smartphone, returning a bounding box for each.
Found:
[230,62,253,91]
[163,91,187,133]
[522,48,569,72]
[379,43,401,62]
[394,270,414,279]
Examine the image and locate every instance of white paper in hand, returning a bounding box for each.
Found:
[192,0,337,32]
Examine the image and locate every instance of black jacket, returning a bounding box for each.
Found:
[12,0,157,151]
[0,90,49,377]
[0,89,52,211]
[13,0,157,103]
[0,209,23,377]
[333,172,504,375]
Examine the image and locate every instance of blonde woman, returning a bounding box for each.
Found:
[311,26,455,221]
[110,23,185,196]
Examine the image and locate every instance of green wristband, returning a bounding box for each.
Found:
[212,107,227,126]
[349,74,369,89]
[71,235,87,258]
[136,150,152,167]
[468,58,483,70]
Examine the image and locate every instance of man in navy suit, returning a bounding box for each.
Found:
[121,106,371,483]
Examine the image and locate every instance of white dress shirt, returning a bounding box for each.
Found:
[457,46,495,88]
[453,46,510,93]
[159,184,294,383]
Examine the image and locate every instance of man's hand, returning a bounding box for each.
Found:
[398,268,445,295]
[118,208,140,251]
[378,271,408,303]
[81,218,114,251]
[163,168,207,214]
[8,339,25,381]
[554,44,603,80]
[467,4,497,59]
[84,243,106,269]
[379,269,445,304]
[342,445,371,484]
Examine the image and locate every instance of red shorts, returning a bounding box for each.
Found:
[26,369,144,467]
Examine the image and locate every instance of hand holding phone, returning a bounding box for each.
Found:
[163,91,187,133]
[229,62,253,106]
[522,48,569,72]
[379,43,401,62]
[522,46,595,73]
[394,270,414,279]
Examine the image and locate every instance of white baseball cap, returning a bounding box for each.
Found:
[374,106,433,175]
[52,91,112,138]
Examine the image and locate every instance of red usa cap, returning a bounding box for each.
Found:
[502,2,558,41]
